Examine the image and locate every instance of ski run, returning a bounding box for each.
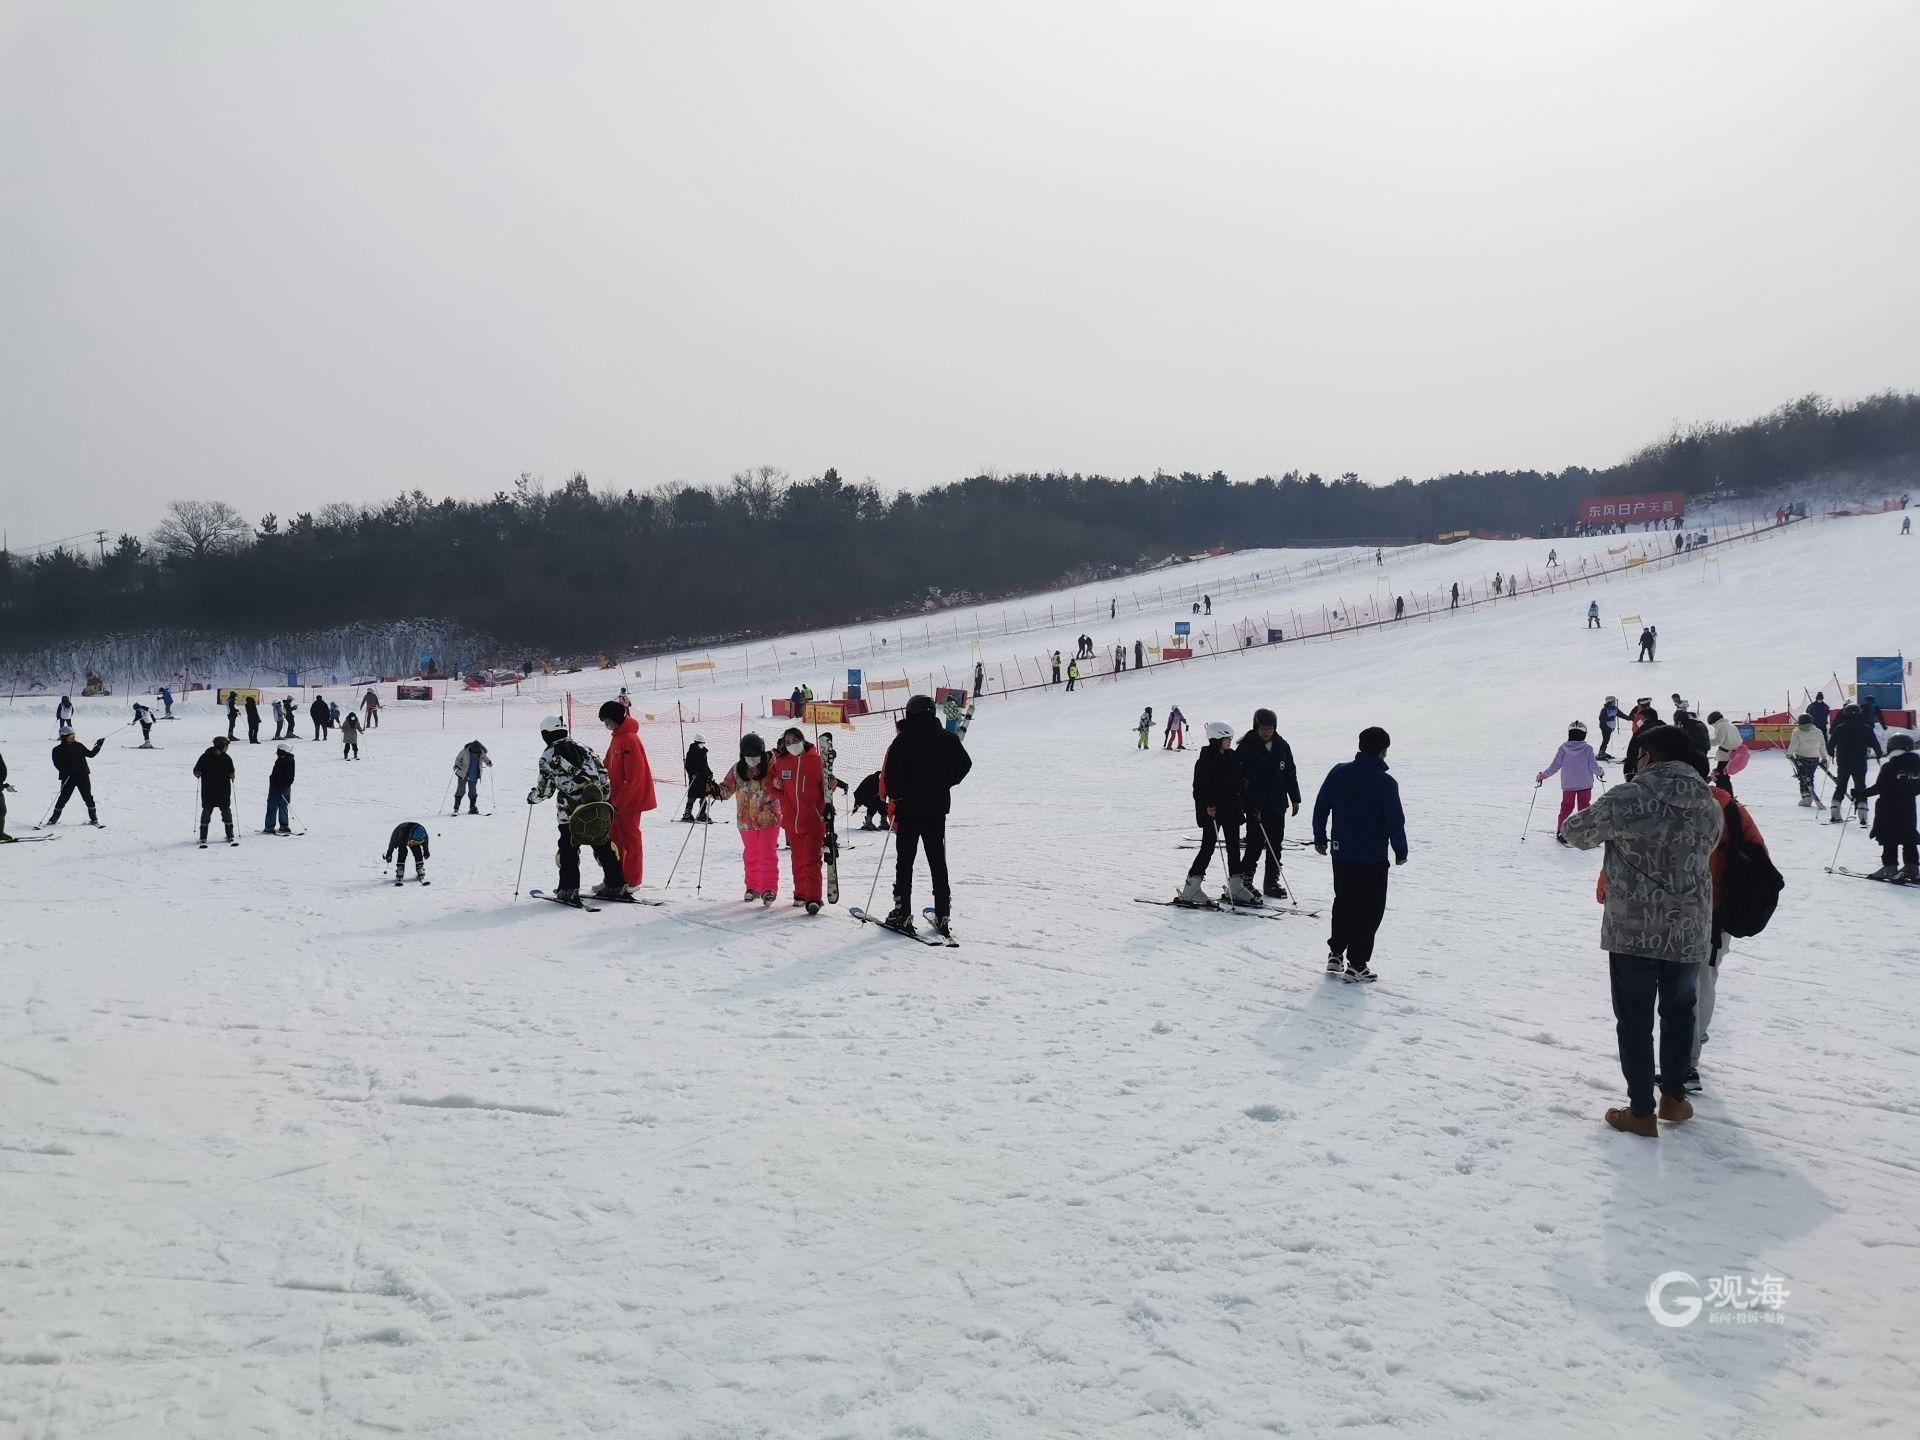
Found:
[2,515,1918,1436]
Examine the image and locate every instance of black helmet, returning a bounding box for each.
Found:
[1253,707,1277,729]
[740,732,765,757]
[906,694,936,717]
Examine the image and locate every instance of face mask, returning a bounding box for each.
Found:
[786,741,805,756]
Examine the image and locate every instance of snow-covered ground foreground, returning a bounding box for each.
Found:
[3,509,1917,1437]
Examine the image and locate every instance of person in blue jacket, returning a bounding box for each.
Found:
[1236,707,1302,899]
[1312,726,1409,984]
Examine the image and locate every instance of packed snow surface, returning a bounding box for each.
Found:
[2,513,1916,1437]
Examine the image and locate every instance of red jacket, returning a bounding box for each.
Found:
[770,741,826,839]
[603,716,657,813]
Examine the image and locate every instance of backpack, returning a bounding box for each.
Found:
[568,781,613,846]
[1714,800,1784,938]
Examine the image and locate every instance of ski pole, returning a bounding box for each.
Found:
[1214,819,1240,909]
[1521,784,1540,842]
[1257,817,1293,902]
[440,771,455,815]
[863,824,894,914]
[1827,805,1851,872]
[694,817,708,897]
[664,812,697,888]
[513,802,533,900]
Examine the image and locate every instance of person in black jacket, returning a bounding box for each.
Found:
[265,745,295,834]
[852,770,886,829]
[1622,706,1662,777]
[1176,722,1255,906]
[682,737,713,822]
[1672,705,1712,762]
[1830,702,1884,825]
[1236,707,1302,899]
[48,730,106,826]
[0,750,14,840]
[881,694,973,936]
[193,735,236,846]
[244,693,261,744]
[384,821,430,884]
[309,695,330,740]
[1806,692,1831,736]
[1636,625,1656,661]
[226,693,240,739]
[1862,735,1920,880]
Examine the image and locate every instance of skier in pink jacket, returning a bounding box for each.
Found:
[1537,720,1607,839]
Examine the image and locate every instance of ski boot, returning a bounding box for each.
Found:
[761,890,776,907]
[1866,864,1898,881]
[930,912,952,940]
[1859,808,1869,828]
[1225,874,1262,907]
[744,887,758,903]
[882,901,917,934]
[1326,951,1345,977]
[805,900,822,916]
[277,827,291,836]
[555,887,582,905]
[1797,794,1813,808]
[1173,874,1210,907]
[592,881,624,900]
[1262,879,1289,900]
[1829,805,1844,824]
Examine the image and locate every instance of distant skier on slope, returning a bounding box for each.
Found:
[1785,714,1828,807]
[1587,601,1601,629]
[1596,696,1623,760]
[453,740,491,814]
[193,735,236,848]
[341,711,362,760]
[226,692,239,740]
[1174,722,1254,908]
[1163,706,1187,750]
[1636,625,1657,662]
[132,701,156,748]
[383,821,430,885]
[362,689,381,728]
[265,745,295,834]
[1136,707,1153,750]
[528,716,623,903]
[0,750,14,841]
[1537,720,1606,841]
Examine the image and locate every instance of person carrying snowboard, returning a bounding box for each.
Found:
[1175,722,1255,907]
[527,716,624,903]
[1786,714,1828,806]
[1829,702,1882,825]
[713,733,781,903]
[48,729,106,826]
[453,740,492,814]
[1136,707,1154,750]
[340,710,362,760]
[244,693,262,744]
[880,693,972,937]
[193,734,236,847]
[599,699,657,894]
[1861,734,1920,880]
[132,701,156,748]
[682,735,713,822]
[1537,720,1606,839]
[1237,707,1300,900]
[1312,727,1409,983]
[1596,696,1623,760]
[770,726,827,913]
[383,821,430,884]
[1164,706,1187,750]
[265,744,295,834]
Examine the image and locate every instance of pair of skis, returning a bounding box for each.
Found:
[1133,896,1322,920]
[1828,868,1918,889]
[850,905,958,947]
[528,889,665,912]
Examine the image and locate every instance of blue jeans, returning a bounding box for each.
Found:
[265,788,289,831]
[1609,953,1698,1116]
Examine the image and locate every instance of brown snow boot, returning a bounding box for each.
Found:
[1605,1107,1658,1138]
[1657,1093,1694,1124]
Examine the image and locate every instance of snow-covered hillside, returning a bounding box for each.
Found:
[1,507,1916,1437]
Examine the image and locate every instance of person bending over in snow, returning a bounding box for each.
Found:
[384,821,430,885]
[682,736,713,823]
[852,770,886,829]
[193,734,236,847]
[1537,720,1606,841]
[132,701,156,748]
[528,715,623,903]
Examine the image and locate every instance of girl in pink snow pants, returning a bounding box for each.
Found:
[714,733,783,901]
[1537,721,1608,833]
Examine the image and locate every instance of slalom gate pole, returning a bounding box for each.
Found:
[663,814,696,888]
[513,804,533,900]
[863,825,894,914]
[440,772,455,815]
[1520,785,1540,842]
[695,818,708,897]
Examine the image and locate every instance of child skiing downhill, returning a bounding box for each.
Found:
[384,821,430,884]
[265,745,295,833]
[771,726,827,913]
[712,733,781,904]
[453,740,492,814]
[1537,721,1606,840]
[1163,706,1187,750]
[193,735,237,848]
[527,716,624,903]
[1861,735,1920,881]
[1175,722,1257,907]
[1137,707,1153,750]
[1785,714,1828,806]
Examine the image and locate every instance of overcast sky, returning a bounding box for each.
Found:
[3,0,1915,551]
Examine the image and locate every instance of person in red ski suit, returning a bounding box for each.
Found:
[770,725,827,911]
[599,700,657,889]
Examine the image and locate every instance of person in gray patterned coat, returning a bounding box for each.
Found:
[1560,724,1723,1138]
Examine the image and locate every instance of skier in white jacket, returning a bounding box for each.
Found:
[1785,715,1829,807]
[1705,711,1744,791]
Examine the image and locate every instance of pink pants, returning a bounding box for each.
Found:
[742,827,779,893]
[1557,788,1592,827]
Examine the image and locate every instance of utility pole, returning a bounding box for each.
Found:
[95,529,107,562]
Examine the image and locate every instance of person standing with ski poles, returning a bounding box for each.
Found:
[1237,707,1301,900]
[1173,721,1253,907]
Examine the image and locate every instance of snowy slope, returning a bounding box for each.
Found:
[1,507,1916,1438]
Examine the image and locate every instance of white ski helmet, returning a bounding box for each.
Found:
[1204,721,1233,742]
[540,715,567,741]
[1568,720,1588,737]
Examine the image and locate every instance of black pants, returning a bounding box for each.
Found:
[1609,952,1697,1116]
[199,799,233,839]
[228,715,238,737]
[1598,723,1615,756]
[50,776,96,822]
[395,849,426,881]
[1051,665,1060,683]
[895,810,950,916]
[1836,760,1868,805]
[1328,860,1390,965]
[1188,816,1242,878]
[1882,841,1919,868]
[1240,813,1285,886]
[859,802,885,828]
[684,781,709,820]
[1638,642,1654,661]
[1792,757,1818,798]
[139,722,153,745]
[247,719,259,743]
[1587,615,1600,628]
[1,789,8,835]
[557,822,621,893]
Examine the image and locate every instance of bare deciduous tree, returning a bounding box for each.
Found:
[149,499,253,561]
